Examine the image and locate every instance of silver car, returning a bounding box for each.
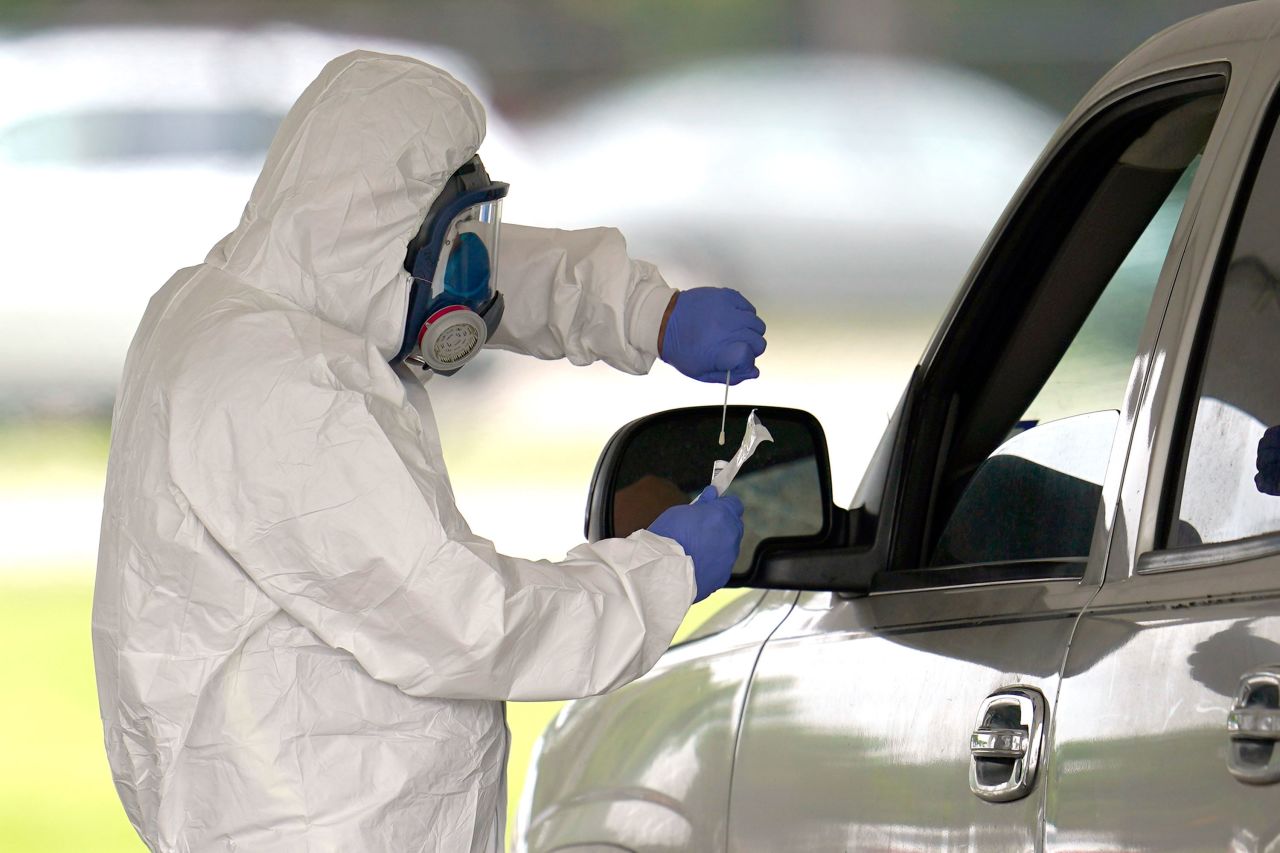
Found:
[517,2,1280,850]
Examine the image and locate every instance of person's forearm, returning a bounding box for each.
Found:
[487,223,676,372]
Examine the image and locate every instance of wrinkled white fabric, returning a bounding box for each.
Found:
[92,51,693,853]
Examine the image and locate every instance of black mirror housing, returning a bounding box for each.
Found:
[585,405,849,589]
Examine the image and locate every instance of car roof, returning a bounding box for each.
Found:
[1082,0,1280,112]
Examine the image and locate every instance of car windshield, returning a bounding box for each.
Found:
[0,108,284,164]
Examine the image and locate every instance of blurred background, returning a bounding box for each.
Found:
[0,0,1230,849]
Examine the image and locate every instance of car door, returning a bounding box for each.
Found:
[516,588,799,853]
[726,67,1227,851]
[1047,44,1280,852]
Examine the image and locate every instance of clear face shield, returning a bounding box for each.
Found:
[431,198,502,309]
[398,163,509,374]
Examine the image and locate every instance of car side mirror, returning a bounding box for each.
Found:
[585,405,842,587]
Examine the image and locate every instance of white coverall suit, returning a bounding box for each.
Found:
[92,51,696,852]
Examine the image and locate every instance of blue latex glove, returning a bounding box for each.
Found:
[648,486,745,602]
[1257,426,1280,496]
[661,287,766,385]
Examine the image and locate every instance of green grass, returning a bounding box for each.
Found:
[0,575,741,852]
[0,419,109,492]
[0,578,143,852]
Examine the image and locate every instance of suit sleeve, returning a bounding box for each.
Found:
[486,223,676,373]
[168,311,695,701]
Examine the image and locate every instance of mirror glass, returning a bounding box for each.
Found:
[609,407,827,576]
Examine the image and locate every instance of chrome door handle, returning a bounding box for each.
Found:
[970,728,1030,758]
[969,687,1046,803]
[1228,666,1280,785]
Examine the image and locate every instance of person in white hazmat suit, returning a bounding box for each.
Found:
[92,51,767,852]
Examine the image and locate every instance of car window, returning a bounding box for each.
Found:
[0,109,283,165]
[916,83,1224,571]
[934,410,1118,565]
[931,158,1201,566]
[1168,106,1280,549]
[1023,162,1199,426]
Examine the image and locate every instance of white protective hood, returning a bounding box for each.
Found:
[93,51,690,852]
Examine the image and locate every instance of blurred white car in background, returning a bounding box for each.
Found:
[522,55,1059,311]
[0,25,529,414]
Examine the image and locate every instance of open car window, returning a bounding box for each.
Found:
[892,74,1226,579]
[934,410,1118,566]
[927,150,1207,569]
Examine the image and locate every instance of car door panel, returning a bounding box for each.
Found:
[1046,47,1280,853]
[1048,570,1280,851]
[728,583,1092,851]
[518,590,797,853]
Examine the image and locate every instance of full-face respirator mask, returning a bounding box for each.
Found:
[395,154,509,375]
